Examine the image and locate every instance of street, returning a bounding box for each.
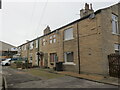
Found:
[2,66,119,88]
[0,65,2,90]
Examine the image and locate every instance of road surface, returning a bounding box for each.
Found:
[2,66,119,89]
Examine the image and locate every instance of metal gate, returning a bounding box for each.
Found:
[108,54,120,78]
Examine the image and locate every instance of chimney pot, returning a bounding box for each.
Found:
[90,3,93,10]
[85,3,89,10]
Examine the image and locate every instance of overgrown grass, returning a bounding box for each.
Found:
[26,69,64,79]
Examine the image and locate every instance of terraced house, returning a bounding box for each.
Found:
[18,3,120,76]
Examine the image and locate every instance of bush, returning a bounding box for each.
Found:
[11,60,32,69]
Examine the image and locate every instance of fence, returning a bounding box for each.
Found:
[108,53,120,78]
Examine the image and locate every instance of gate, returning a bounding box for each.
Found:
[108,54,120,78]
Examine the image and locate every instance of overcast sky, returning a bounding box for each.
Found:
[0,0,119,47]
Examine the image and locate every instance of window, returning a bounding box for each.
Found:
[30,42,33,50]
[49,34,56,44]
[114,44,120,54]
[50,53,57,62]
[42,39,46,46]
[24,45,26,50]
[50,36,52,39]
[64,28,73,41]
[64,52,74,63]
[53,38,56,43]
[50,40,52,44]
[53,35,56,38]
[49,36,53,44]
[112,14,119,34]
[36,40,38,48]
[53,35,56,43]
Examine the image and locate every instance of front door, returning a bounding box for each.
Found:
[40,55,43,67]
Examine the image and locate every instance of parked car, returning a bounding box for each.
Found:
[1,58,11,66]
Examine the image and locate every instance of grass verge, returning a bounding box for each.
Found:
[26,69,64,79]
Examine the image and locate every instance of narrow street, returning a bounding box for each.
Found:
[2,66,119,89]
[0,65,2,90]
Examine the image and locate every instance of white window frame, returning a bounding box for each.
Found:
[64,52,75,65]
[42,39,46,46]
[53,38,56,43]
[30,42,33,50]
[114,44,120,51]
[53,35,56,38]
[49,36,53,44]
[49,35,56,44]
[50,36,52,39]
[64,28,74,41]
[114,44,120,54]
[50,39,52,44]
[36,40,38,48]
[112,14,119,34]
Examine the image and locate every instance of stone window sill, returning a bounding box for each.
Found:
[63,62,76,65]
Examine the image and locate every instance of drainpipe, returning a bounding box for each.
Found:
[27,43,29,69]
[38,38,40,67]
[118,3,120,55]
[77,22,81,74]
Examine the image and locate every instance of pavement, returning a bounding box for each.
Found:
[57,71,120,86]
[37,68,120,86]
[2,66,119,88]
[0,65,2,90]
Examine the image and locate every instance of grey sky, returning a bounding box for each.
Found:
[0,0,119,46]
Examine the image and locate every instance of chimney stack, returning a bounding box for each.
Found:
[80,3,94,18]
[44,25,51,35]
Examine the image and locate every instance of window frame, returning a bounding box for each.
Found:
[49,36,53,44]
[64,52,75,65]
[30,42,33,50]
[42,38,46,46]
[50,53,57,63]
[36,40,38,48]
[114,44,120,54]
[112,13,119,35]
[52,34,56,43]
[49,34,56,44]
[64,27,74,41]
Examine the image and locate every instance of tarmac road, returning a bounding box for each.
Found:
[2,66,119,89]
[0,65,2,90]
